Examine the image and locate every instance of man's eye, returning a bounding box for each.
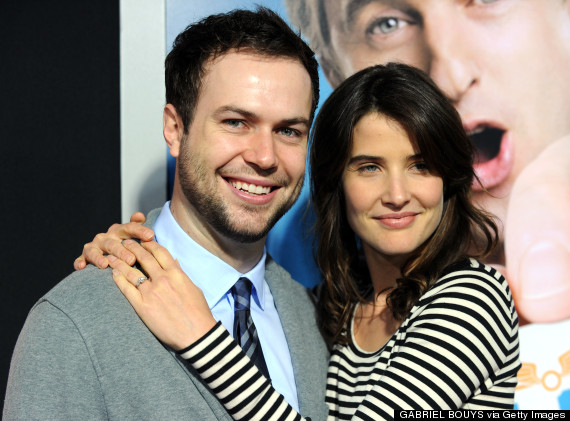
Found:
[278,128,299,137]
[367,17,404,35]
[224,119,243,128]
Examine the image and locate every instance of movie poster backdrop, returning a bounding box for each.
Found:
[166,0,570,410]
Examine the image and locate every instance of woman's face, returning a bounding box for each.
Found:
[342,112,444,264]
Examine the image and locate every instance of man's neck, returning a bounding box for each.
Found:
[169,198,266,274]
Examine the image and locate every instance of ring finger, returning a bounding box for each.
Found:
[108,255,149,288]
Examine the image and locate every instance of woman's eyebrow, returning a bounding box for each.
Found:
[347,154,384,165]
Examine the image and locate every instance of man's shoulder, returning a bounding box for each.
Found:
[265,256,310,292]
[264,256,319,319]
[37,205,163,317]
[45,265,115,299]
[39,265,130,323]
[265,256,318,301]
[25,265,154,364]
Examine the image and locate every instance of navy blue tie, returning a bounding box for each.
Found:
[231,277,270,379]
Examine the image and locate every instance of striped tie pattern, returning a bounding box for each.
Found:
[231,277,270,379]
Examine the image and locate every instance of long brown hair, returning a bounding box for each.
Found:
[310,63,498,346]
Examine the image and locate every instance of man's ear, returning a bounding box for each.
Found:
[163,104,184,158]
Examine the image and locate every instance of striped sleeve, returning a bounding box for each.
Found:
[178,322,308,421]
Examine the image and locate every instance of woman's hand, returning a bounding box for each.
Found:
[109,240,217,350]
[73,212,154,270]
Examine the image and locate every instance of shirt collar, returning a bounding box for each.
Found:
[153,202,267,310]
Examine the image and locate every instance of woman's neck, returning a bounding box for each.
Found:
[352,245,408,351]
[353,269,401,351]
[362,245,405,296]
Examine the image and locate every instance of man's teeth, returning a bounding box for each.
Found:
[231,181,271,195]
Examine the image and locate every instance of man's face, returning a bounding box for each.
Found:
[174,52,312,244]
[323,0,570,237]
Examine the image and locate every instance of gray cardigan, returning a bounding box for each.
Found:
[4,210,329,420]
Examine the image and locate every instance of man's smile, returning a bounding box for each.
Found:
[229,179,273,195]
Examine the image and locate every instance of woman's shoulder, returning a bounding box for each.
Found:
[420,258,513,309]
[440,258,507,286]
[439,257,496,276]
[407,259,518,343]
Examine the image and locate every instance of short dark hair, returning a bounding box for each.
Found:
[310,63,498,345]
[165,6,320,132]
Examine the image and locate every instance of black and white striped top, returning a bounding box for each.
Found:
[180,259,521,420]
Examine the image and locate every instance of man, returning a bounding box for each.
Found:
[3,8,329,420]
[282,0,570,324]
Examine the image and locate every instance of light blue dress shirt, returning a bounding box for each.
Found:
[153,202,299,411]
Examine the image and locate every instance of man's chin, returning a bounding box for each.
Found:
[221,226,270,244]
[216,185,302,244]
[216,213,279,244]
[233,196,301,243]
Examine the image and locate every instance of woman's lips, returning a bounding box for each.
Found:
[376,213,417,229]
[469,127,514,191]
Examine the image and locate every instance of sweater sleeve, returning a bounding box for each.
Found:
[3,301,107,420]
[179,322,308,421]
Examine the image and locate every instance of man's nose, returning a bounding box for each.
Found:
[424,12,478,103]
[242,130,279,170]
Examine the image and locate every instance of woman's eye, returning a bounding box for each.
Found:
[358,164,379,173]
[412,161,429,172]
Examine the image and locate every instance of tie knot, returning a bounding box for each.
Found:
[231,277,252,311]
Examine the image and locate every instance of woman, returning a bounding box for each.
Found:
[93,63,521,419]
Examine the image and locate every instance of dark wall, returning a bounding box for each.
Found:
[0,2,121,410]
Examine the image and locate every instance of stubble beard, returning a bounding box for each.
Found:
[177,144,304,244]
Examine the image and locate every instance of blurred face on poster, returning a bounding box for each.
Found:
[286,0,570,323]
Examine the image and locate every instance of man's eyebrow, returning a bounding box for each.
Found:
[346,0,377,27]
[214,106,310,128]
[214,106,257,120]
[280,117,311,128]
